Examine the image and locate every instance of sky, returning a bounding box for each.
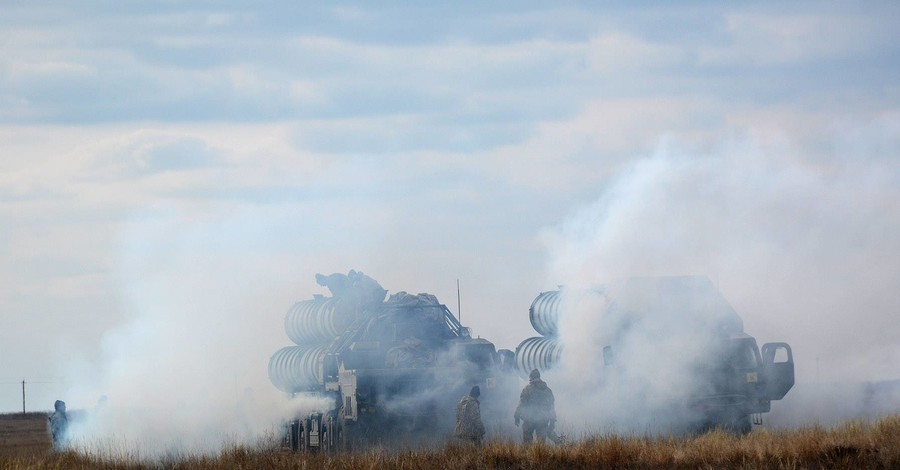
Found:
[1,1,899,419]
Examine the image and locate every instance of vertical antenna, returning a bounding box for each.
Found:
[457,279,462,324]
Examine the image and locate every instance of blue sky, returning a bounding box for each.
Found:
[1,2,899,413]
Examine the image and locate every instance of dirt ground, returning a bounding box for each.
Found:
[0,413,51,458]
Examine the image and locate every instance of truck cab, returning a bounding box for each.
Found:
[693,335,794,432]
[602,334,794,434]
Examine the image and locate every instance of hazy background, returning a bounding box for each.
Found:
[1,0,897,446]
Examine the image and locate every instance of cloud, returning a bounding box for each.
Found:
[699,12,895,67]
[91,131,224,178]
[585,33,687,72]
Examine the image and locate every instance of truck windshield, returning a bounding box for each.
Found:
[729,341,760,369]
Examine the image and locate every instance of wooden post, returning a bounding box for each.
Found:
[22,380,25,415]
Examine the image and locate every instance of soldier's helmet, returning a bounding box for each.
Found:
[470,385,480,398]
[529,369,541,380]
[54,400,66,412]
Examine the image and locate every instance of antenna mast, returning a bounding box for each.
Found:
[457,279,462,324]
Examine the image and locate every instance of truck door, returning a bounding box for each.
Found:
[761,343,794,400]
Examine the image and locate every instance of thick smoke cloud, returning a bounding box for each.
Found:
[58,210,332,458]
[543,279,743,434]
[539,132,899,432]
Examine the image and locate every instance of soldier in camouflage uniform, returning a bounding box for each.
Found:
[455,385,485,445]
[514,369,556,444]
[48,400,69,450]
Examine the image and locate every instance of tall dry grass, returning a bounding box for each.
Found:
[2,414,897,469]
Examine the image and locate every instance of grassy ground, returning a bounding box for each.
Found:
[1,414,897,469]
[0,412,51,459]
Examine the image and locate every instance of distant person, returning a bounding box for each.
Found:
[48,399,69,450]
[514,369,556,444]
[455,385,486,445]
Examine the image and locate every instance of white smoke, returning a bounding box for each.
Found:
[539,129,900,433]
[58,208,332,459]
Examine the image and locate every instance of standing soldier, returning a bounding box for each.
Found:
[48,400,69,450]
[514,369,556,444]
[455,385,485,445]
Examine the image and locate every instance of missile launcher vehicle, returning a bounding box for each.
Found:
[515,276,794,434]
[268,271,512,452]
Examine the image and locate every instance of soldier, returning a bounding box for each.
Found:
[455,385,485,445]
[48,399,69,450]
[514,369,556,444]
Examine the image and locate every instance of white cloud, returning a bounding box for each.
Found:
[7,60,96,82]
[586,33,687,72]
[288,79,327,106]
[700,13,889,66]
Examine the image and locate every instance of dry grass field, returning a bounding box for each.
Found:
[1,413,897,469]
[0,413,51,459]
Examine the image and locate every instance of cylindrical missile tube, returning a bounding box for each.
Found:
[284,296,350,344]
[268,345,326,393]
[529,290,563,337]
[515,336,562,375]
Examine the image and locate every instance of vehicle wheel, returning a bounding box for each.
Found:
[735,415,752,435]
[322,415,333,453]
[340,422,353,452]
[334,422,344,453]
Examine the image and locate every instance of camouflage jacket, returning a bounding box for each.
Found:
[514,379,556,423]
[48,411,68,443]
[455,395,485,440]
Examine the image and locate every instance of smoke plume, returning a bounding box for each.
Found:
[58,209,332,459]
[539,132,899,432]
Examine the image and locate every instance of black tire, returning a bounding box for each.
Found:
[340,422,354,452]
[735,414,752,435]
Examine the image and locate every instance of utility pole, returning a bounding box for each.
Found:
[22,380,26,415]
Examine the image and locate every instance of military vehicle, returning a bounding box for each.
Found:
[268,271,511,452]
[515,276,794,434]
